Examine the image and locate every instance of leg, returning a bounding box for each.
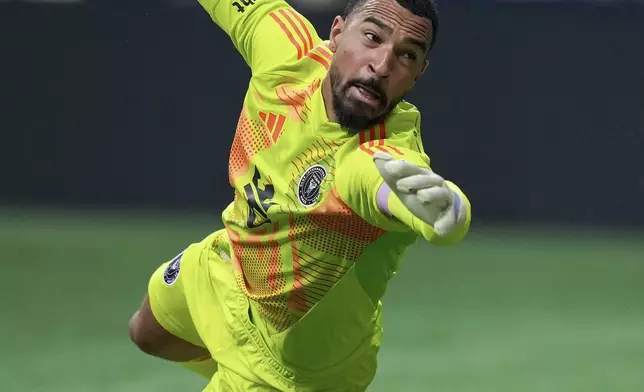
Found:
[128,294,209,362]
[128,250,218,379]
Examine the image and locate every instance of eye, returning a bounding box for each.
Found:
[365,32,381,44]
[402,52,418,61]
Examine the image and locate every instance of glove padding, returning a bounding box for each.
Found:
[373,151,466,237]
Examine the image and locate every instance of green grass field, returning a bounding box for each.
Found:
[2,207,643,392]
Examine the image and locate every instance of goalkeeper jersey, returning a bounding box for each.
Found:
[199,0,471,334]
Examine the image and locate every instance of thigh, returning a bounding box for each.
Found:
[147,247,205,349]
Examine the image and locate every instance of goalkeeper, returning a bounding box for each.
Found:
[128,0,471,391]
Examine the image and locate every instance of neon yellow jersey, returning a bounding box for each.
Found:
[199,0,471,334]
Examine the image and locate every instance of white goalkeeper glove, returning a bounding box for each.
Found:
[373,151,467,237]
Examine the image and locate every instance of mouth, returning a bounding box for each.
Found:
[356,84,381,100]
[349,83,382,107]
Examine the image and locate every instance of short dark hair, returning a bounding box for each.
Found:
[342,0,439,50]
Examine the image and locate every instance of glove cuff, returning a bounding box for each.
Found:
[376,182,393,217]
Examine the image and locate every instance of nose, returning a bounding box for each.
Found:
[367,46,394,79]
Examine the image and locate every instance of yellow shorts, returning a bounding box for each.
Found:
[148,229,382,392]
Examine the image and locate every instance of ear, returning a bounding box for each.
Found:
[328,16,345,53]
[414,60,429,82]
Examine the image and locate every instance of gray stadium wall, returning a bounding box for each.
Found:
[2,1,643,227]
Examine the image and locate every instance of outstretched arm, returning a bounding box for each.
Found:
[335,140,471,246]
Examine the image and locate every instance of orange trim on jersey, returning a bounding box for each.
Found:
[312,142,321,160]
[316,139,329,154]
[286,193,299,210]
[288,9,314,51]
[278,87,301,106]
[318,46,333,62]
[269,11,302,59]
[375,146,388,153]
[276,80,320,123]
[293,90,310,108]
[320,156,335,170]
[276,87,305,121]
[385,145,405,155]
[279,9,309,55]
[360,123,393,154]
[320,137,335,152]
[259,112,286,142]
[267,113,276,131]
[360,144,374,155]
[273,114,286,141]
[378,123,387,145]
[362,144,404,156]
[371,123,387,146]
[305,51,329,70]
[368,127,377,147]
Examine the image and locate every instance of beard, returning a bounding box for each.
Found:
[329,63,402,134]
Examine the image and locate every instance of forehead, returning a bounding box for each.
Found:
[352,0,433,43]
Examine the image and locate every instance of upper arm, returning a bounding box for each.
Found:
[198,0,322,74]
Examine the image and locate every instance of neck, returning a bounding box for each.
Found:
[321,74,337,123]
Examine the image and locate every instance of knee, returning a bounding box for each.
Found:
[128,310,154,355]
[128,307,167,357]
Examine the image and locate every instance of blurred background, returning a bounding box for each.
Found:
[1,0,643,391]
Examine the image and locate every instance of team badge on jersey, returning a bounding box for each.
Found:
[163,251,184,286]
[298,165,327,207]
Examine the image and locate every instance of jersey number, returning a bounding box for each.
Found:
[232,0,255,13]
[244,166,276,228]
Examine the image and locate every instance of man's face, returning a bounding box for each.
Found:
[327,0,433,133]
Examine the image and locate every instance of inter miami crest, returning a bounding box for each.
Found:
[298,165,327,207]
[163,251,184,286]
